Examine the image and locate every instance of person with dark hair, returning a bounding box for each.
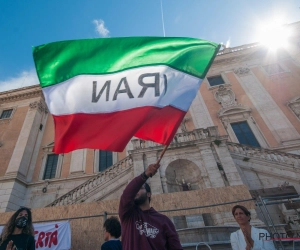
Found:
[230,205,275,250]
[101,216,122,250]
[0,207,35,250]
[119,164,183,250]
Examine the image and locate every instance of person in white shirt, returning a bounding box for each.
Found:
[230,205,275,250]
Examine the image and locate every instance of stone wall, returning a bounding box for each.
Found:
[0,185,254,249]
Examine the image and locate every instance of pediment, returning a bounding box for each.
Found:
[287,96,300,119]
[43,141,55,149]
[218,104,251,117]
[287,96,300,105]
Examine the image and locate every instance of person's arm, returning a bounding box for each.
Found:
[118,174,146,221]
[230,232,240,250]
[118,164,159,221]
[165,218,183,250]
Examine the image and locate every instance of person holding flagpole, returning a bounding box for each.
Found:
[119,163,183,250]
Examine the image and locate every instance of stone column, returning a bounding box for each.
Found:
[198,145,224,188]
[145,152,163,195]
[69,149,86,176]
[2,100,48,212]
[234,67,300,144]
[0,181,27,212]
[6,100,46,178]
[131,153,144,178]
[189,91,214,129]
[130,150,163,194]
[27,112,48,182]
[212,143,243,186]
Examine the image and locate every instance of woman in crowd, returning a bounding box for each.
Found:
[230,205,275,250]
[0,207,35,250]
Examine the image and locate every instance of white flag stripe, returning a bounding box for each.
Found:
[42,65,202,116]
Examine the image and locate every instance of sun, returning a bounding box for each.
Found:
[257,20,292,50]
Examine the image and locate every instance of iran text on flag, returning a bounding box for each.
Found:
[33,37,220,153]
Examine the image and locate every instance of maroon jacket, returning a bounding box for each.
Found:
[119,175,183,250]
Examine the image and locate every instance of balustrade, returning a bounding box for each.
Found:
[131,126,219,150]
[47,156,133,207]
[226,142,300,167]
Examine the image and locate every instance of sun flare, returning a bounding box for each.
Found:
[258,20,291,50]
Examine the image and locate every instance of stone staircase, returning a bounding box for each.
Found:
[46,156,133,207]
[45,127,221,207]
[47,133,300,208]
[227,142,300,168]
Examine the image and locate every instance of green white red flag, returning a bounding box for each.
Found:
[33,37,219,153]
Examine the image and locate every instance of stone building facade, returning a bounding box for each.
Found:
[1,21,300,246]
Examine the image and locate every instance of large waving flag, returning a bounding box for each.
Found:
[33,37,219,153]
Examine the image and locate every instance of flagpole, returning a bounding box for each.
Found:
[149,144,169,177]
[155,144,169,165]
[160,0,166,37]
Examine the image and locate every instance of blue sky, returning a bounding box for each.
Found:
[0,0,299,92]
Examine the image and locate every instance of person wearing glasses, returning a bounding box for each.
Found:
[230,205,275,250]
[0,207,35,250]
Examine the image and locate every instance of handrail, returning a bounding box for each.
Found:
[46,155,133,207]
[131,126,220,150]
[196,242,212,250]
[226,142,300,167]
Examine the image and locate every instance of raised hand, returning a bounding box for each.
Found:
[145,164,160,178]
[6,241,16,250]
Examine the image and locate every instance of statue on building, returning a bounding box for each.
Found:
[175,178,191,191]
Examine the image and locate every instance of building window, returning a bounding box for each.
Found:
[43,154,59,180]
[231,121,260,147]
[0,109,13,119]
[263,64,285,75]
[99,150,113,172]
[207,75,225,87]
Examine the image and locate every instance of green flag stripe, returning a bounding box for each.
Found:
[33,37,220,88]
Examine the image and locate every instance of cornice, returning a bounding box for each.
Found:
[0,175,29,187]
[27,173,99,188]
[218,104,252,118]
[212,55,245,65]
[212,43,269,67]
[0,173,100,188]
[0,89,43,103]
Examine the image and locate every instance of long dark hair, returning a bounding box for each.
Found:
[0,208,34,245]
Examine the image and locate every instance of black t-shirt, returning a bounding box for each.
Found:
[101,239,122,250]
[0,234,35,250]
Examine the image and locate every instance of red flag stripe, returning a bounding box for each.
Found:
[53,106,185,153]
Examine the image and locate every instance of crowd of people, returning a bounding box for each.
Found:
[0,163,276,250]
